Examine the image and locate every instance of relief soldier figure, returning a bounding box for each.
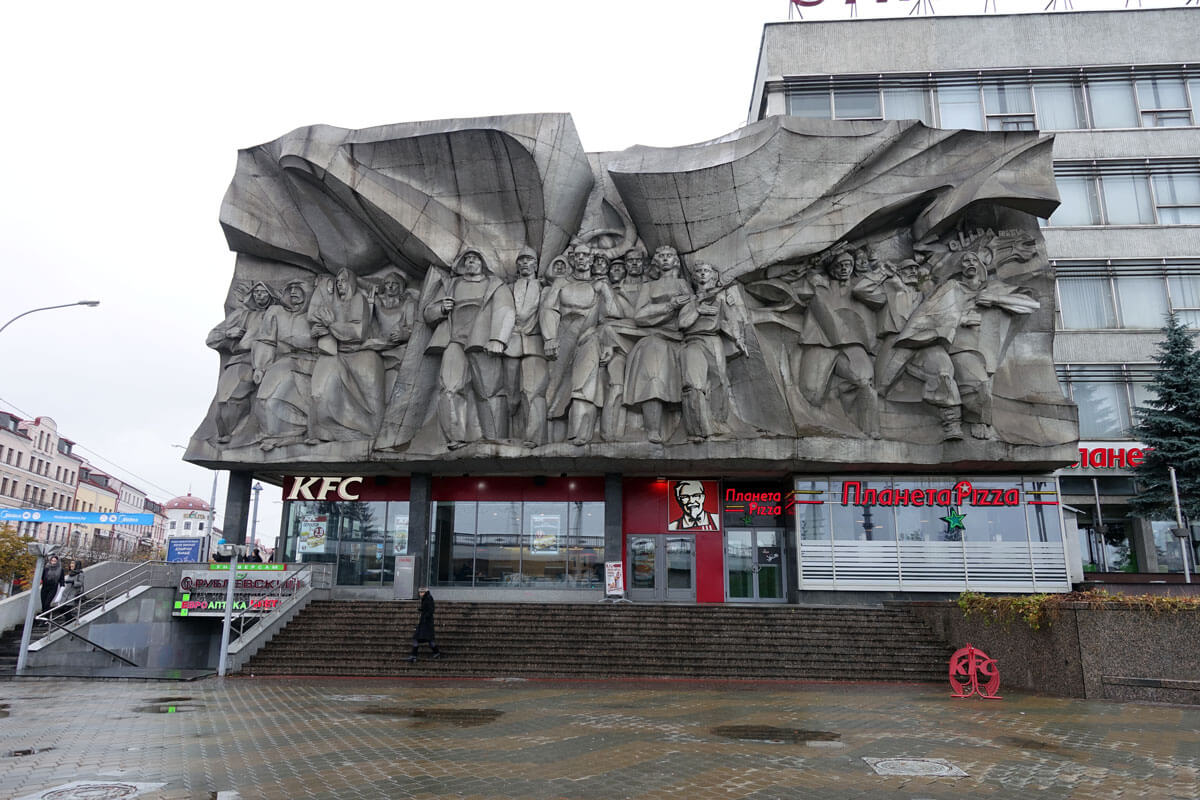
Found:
[504,247,549,448]
[206,281,274,444]
[880,247,1039,440]
[369,270,418,398]
[253,279,318,451]
[542,244,608,444]
[307,269,386,443]
[678,262,749,442]
[624,245,694,444]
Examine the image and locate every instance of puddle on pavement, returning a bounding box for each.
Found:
[712,725,841,744]
[8,747,54,757]
[995,735,1066,753]
[361,707,504,727]
[133,703,205,714]
[0,703,8,719]
[147,696,193,703]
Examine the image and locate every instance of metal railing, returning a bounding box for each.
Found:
[224,563,326,647]
[35,561,154,631]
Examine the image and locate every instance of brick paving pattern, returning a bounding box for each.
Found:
[0,677,1196,799]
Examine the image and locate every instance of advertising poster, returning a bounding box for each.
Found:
[298,514,327,554]
[393,514,409,554]
[166,536,206,563]
[530,513,561,554]
[666,480,721,531]
[605,561,624,597]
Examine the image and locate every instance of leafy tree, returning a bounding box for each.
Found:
[0,523,36,594]
[1129,313,1200,522]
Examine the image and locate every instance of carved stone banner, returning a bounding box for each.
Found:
[187,114,1077,473]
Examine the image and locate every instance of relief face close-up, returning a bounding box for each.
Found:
[186,113,1076,473]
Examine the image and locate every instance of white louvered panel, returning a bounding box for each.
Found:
[964,542,1041,586]
[799,541,835,587]
[1030,542,1071,590]
[897,541,967,586]
[831,541,901,588]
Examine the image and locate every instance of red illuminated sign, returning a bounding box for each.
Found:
[667,480,721,531]
[841,480,1022,507]
[1070,447,1147,470]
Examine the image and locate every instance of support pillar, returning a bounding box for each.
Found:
[604,473,623,565]
[223,471,253,546]
[408,473,432,595]
[1130,517,1158,574]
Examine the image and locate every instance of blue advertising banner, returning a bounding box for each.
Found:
[0,508,156,526]
[166,537,207,563]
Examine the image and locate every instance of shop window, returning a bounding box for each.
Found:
[794,480,830,541]
[891,478,950,542]
[1151,521,1190,573]
[475,501,521,585]
[832,480,896,541]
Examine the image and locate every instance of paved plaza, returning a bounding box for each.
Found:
[0,676,1197,800]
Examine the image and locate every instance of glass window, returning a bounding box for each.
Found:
[169,521,176,530]
[1034,82,1086,130]
[1058,278,1116,329]
[1100,175,1154,224]
[832,480,895,541]
[1071,380,1131,438]
[1088,80,1139,128]
[958,479,1030,543]
[569,501,605,587]
[183,521,191,530]
[937,85,983,130]
[1151,520,1187,573]
[432,500,476,586]
[1049,177,1101,226]
[891,479,949,542]
[522,501,568,585]
[789,90,831,119]
[882,86,932,124]
[794,480,830,541]
[1115,276,1169,328]
[834,88,881,119]
[474,501,521,585]
[1168,275,1200,326]
[1153,174,1200,224]
[1136,77,1191,127]
[983,80,1034,130]
[1131,381,1158,414]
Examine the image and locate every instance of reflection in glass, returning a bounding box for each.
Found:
[475,502,520,585]
[569,502,605,587]
[630,536,656,589]
[666,536,693,589]
[892,479,947,542]
[960,480,1028,543]
[795,481,830,540]
[832,480,895,541]
[1072,380,1130,438]
[727,530,753,599]
[756,530,783,599]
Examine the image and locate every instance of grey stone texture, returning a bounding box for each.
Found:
[187,113,1077,473]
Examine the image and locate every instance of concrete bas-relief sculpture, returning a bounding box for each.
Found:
[187,114,1078,472]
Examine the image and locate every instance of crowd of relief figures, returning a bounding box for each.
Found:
[201,224,1046,454]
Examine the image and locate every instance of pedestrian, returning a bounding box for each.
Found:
[61,560,85,604]
[249,547,263,563]
[40,555,64,612]
[406,586,442,663]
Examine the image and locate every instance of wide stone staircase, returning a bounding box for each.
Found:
[243,601,953,682]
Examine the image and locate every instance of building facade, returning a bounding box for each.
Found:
[748,7,1200,582]
[0,413,83,547]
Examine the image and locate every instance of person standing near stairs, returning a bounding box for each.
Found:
[406,586,442,663]
[39,555,64,613]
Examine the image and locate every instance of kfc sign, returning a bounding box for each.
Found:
[666,480,722,531]
[284,476,363,501]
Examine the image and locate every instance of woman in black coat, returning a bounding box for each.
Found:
[406,586,442,662]
[40,555,64,612]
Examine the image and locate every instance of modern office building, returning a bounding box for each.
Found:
[747,6,1199,583]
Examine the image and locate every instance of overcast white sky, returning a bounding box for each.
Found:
[0,0,1187,548]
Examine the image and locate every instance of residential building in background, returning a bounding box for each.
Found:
[0,413,82,547]
[164,494,217,561]
[748,7,1200,580]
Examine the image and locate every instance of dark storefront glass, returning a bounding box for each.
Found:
[892,478,949,542]
[286,500,411,585]
[832,480,895,541]
[430,499,604,589]
[794,480,830,541]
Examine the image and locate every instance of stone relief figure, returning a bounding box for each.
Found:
[678,263,750,442]
[252,279,318,451]
[879,246,1040,440]
[306,269,385,443]
[423,248,516,449]
[504,247,549,448]
[791,247,886,439]
[542,244,609,444]
[368,270,418,399]
[623,245,694,444]
[623,249,647,284]
[206,281,274,444]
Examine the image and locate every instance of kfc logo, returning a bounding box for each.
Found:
[667,480,721,531]
[284,476,364,501]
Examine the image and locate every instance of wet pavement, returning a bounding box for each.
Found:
[0,676,1197,799]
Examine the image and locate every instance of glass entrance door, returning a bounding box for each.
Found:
[626,535,696,602]
[726,529,785,602]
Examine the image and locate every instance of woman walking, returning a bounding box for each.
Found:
[406,586,442,663]
[61,560,85,603]
[39,555,64,612]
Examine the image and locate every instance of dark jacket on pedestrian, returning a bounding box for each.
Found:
[40,558,64,611]
[414,591,436,642]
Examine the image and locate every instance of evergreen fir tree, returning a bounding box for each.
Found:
[1129,313,1200,522]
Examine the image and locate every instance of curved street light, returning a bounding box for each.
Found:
[0,301,100,336]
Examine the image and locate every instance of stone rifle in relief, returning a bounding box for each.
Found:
[187,114,1077,471]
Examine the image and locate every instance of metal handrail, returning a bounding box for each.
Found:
[41,616,138,667]
[35,561,153,631]
[224,563,326,647]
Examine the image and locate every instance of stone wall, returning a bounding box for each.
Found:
[905,601,1200,704]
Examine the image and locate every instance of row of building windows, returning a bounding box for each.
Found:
[1048,166,1200,227]
[167,520,205,531]
[1055,263,1200,330]
[0,447,77,485]
[784,69,1200,131]
[1056,364,1157,440]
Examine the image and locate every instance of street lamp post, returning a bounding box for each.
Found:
[250,482,263,551]
[16,541,52,675]
[0,301,100,336]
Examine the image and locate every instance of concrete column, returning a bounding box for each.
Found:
[1130,516,1158,573]
[223,471,253,546]
[408,473,432,590]
[604,473,623,564]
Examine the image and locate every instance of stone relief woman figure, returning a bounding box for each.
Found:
[369,270,418,398]
[252,279,318,451]
[206,281,274,445]
[306,268,385,443]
